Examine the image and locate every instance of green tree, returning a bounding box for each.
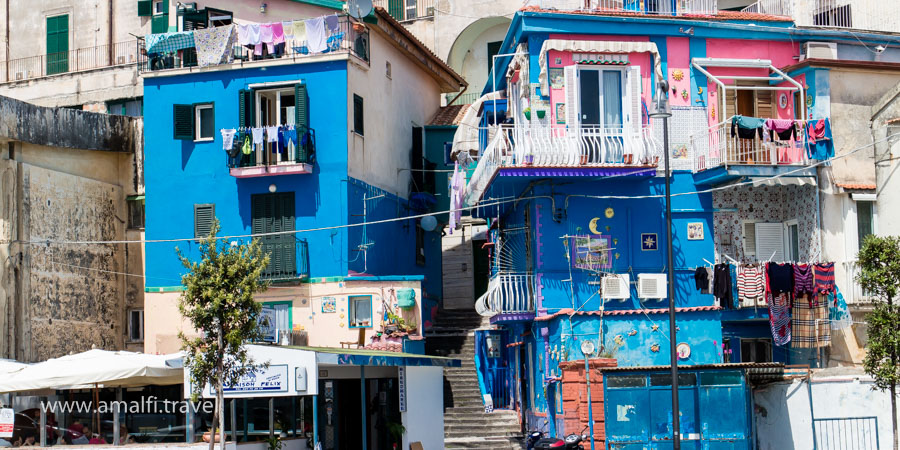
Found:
[858,235,900,450]
[178,221,270,450]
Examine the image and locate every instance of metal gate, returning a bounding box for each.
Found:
[814,417,880,450]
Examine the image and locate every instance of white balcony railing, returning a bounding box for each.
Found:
[842,260,872,305]
[465,124,662,206]
[742,0,900,33]
[475,274,536,317]
[526,0,718,15]
[689,121,810,173]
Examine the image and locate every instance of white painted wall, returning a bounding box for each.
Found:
[754,375,895,450]
[401,365,444,450]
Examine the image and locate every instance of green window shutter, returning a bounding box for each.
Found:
[173,104,194,140]
[388,0,403,21]
[193,204,215,238]
[137,0,153,17]
[353,94,364,135]
[294,84,308,130]
[239,89,255,128]
[251,193,296,279]
[46,15,69,75]
[151,14,169,34]
[280,193,296,276]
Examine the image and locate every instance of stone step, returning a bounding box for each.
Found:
[444,437,523,450]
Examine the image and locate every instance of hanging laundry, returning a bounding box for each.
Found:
[251,127,265,145]
[272,22,286,45]
[293,20,308,43]
[730,115,766,140]
[792,295,830,348]
[305,17,328,53]
[767,262,794,295]
[221,129,237,150]
[277,128,287,154]
[829,287,852,330]
[227,131,243,158]
[282,21,295,40]
[806,118,834,160]
[285,127,299,148]
[242,134,252,155]
[265,126,280,144]
[737,264,765,307]
[814,262,836,295]
[260,23,275,53]
[194,24,236,67]
[713,263,734,309]
[693,267,709,293]
[793,263,816,302]
[325,15,340,33]
[248,24,262,45]
[144,31,196,54]
[764,118,796,141]
[237,24,252,46]
[768,293,792,346]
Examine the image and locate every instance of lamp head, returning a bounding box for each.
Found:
[649,80,672,118]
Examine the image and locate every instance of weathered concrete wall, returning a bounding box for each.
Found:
[0,66,143,109]
[870,78,900,242]
[754,372,895,450]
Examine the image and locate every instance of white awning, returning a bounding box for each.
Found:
[691,57,805,121]
[0,350,184,393]
[538,39,664,93]
[450,91,502,160]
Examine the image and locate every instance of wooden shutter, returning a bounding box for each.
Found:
[239,89,255,128]
[251,193,296,279]
[194,204,215,238]
[722,86,737,122]
[564,65,580,128]
[280,193,296,277]
[294,84,308,130]
[388,0,403,20]
[756,90,773,119]
[754,222,785,262]
[46,15,69,75]
[173,104,194,140]
[137,0,153,17]
[742,222,757,258]
[626,66,642,131]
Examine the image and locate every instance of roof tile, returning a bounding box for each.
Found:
[519,6,792,22]
[428,104,470,126]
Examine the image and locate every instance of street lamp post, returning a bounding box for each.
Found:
[649,79,680,450]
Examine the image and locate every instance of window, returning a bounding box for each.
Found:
[487,41,502,76]
[46,15,69,75]
[785,221,800,262]
[151,0,169,34]
[251,192,296,280]
[128,309,144,342]
[127,197,145,229]
[742,221,757,258]
[753,222,785,262]
[353,94,364,136]
[138,0,153,17]
[194,203,215,238]
[794,91,802,120]
[349,296,372,328]
[606,375,646,388]
[239,84,309,164]
[385,61,392,79]
[263,301,293,343]
[108,99,143,117]
[153,0,166,15]
[857,201,874,250]
[739,338,772,363]
[415,219,425,266]
[195,103,214,141]
[570,67,626,128]
[404,0,417,20]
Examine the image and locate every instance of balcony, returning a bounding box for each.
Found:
[465,124,662,207]
[373,0,435,21]
[0,41,141,84]
[139,15,369,75]
[842,260,873,306]
[689,120,817,185]
[227,128,316,178]
[742,0,900,33]
[524,0,718,15]
[475,273,536,323]
[261,239,310,282]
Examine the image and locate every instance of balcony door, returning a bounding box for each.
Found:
[46,15,69,75]
[577,68,624,128]
[257,88,297,164]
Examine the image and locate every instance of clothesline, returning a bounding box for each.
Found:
[727,114,835,162]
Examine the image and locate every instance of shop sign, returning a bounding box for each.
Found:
[215,364,288,396]
[0,408,13,438]
[398,367,407,412]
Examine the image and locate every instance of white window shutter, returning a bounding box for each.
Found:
[564,65,580,128]
[755,222,785,262]
[626,66,642,132]
[742,222,757,257]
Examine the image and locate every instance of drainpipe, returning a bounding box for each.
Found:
[108,0,114,64]
[5,0,9,81]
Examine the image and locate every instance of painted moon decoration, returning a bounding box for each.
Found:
[589,217,602,235]
[605,207,615,219]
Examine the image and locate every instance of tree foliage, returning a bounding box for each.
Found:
[863,303,900,392]
[178,220,271,399]
[857,235,900,304]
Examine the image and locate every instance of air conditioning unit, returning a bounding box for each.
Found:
[601,274,631,301]
[638,273,668,300]
[426,6,434,15]
[801,42,837,61]
[117,56,126,64]
[14,71,24,81]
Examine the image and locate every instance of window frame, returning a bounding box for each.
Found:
[404,0,417,20]
[127,197,145,230]
[193,203,215,239]
[194,103,215,142]
[353,94,364,136]
[856,199,875,250]
[784,220,800,262]
[128,309,144,343]
[739,337,773,363]
[576,66,627,129]
[348,295,373,328]
[153,0,166,15]
[262,300,293,342]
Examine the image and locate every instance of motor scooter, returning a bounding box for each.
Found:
[531,426,588,450]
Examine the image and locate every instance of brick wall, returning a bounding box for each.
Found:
[560,358,617,445]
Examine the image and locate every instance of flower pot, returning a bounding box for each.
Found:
[524,154,534,165]
[352,23,366,32]
[536,110,546,119]
[202,433,222,443]
[580,155,588,165]
[523,111,531,120]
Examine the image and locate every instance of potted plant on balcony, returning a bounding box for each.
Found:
[523,107,531,121]
[536,109,546,119]
[352,22,366,33]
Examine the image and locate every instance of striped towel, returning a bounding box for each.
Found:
[814,262,836,295]
[792,294,830,348]
[738,265,765,307]
[768,293,792,346]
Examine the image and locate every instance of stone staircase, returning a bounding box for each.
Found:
[426,309,523,450]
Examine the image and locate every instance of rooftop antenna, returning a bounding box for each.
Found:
[348,0,373,20]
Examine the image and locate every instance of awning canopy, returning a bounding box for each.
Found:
[691,57,805,121]
[450,91,501,160]
[0,350,184,393]
[539,39,664,93]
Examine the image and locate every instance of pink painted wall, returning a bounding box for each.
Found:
[666,37,692,108]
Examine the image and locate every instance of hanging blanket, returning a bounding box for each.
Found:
[145,31,195,54]
[792,294,830,348]
[768,293,792,346]
[829,287,852,330]
[194,25,236,67]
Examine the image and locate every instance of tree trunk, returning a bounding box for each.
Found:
[892,383,897,450]
[218,322,226,450]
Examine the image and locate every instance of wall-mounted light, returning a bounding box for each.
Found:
[269,183,277,193]
[260,3,268,13]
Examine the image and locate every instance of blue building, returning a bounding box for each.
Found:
[449,4,877,447]
[140,4,465,357]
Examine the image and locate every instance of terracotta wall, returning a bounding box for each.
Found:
[559,358,617,444]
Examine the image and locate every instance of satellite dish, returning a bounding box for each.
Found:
[580,340,595,357]
[348,0,373,19]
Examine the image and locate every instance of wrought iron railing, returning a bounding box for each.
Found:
[475,273,536,316]
[446,92,480,106]
[0,40,142,84]
[813,416,879,449]
[689,120,811,173]
[581,0,718,15]
[140,15,369,73]
[260,239,310,281]
[742,0,900,32]
[227,127,316,170]
[373,0,436,21]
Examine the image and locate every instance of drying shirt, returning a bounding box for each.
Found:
[713,264,733,309]
[793,263,815,300]
[738,265,765,305]
[265,126,279,143]
[814,262,836,295]
[272,22,285,44]
[324,15,340,33]
[282,21,294,40]
[251,127,265,145]
[221,129,237,150]
[248,24,261,45]
[767,263,794,296]
[237,24,252,46]
[305,17,327,53]
[731,115,766,139]
[806,118,835,160]
[694,267,709,292]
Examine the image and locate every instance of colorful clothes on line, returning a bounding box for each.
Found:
[248,24,261,45]
[292,21,307,42]
[738,264,765,306]
[807,118,834,160]
[713,264,734,309]
[282,21,294,39]
[305,17,327,53]
[814,262,836,295]
[237,24,252,46]
[272,22,285,44]
[221,129,237,150]
[792,294,830,348]
[242,135,252,155]
[251,127,265,145]
[145,31,195,54]
[194,24,236,67]
[768,293,792,346]
[793,263,815,302]
[731,115,766,139]
[829,287,851,330]
[325,15,340,33]
[265,126,279,143]
[767,263,794,295]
